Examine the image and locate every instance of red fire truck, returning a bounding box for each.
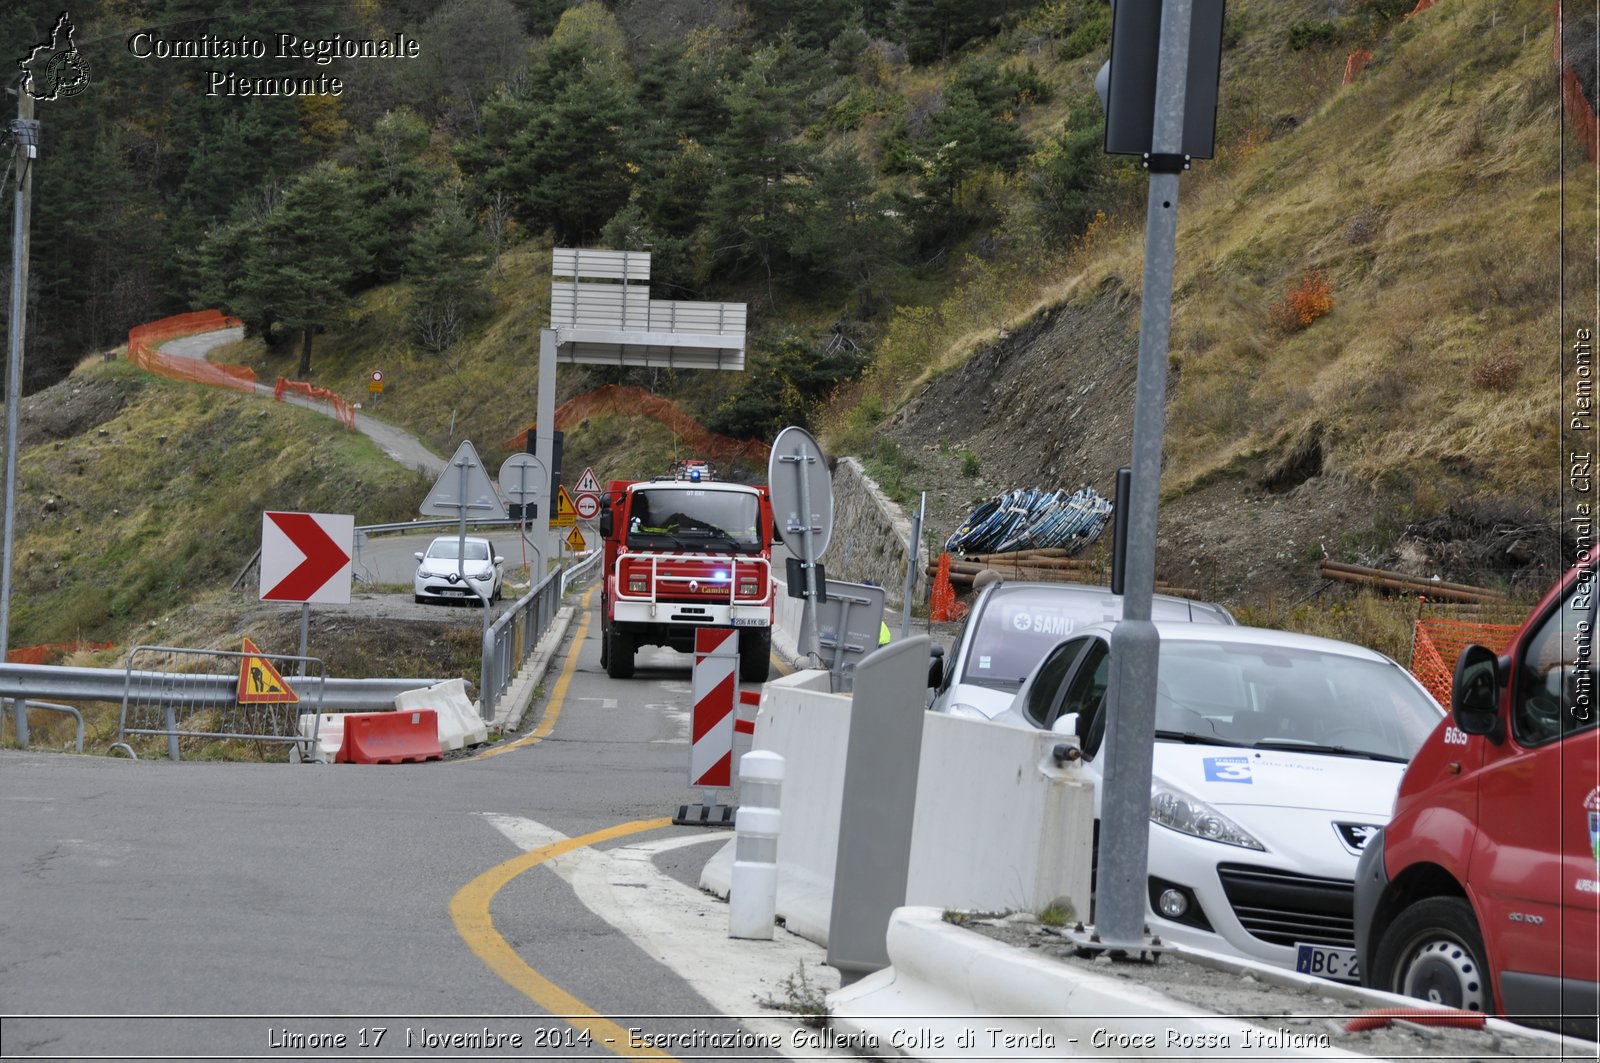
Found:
[1354,550,1598,1030]
[597,461,776,682]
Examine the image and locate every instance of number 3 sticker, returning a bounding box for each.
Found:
[1203,756,1253,783]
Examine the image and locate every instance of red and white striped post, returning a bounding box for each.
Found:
[689,627,739,801]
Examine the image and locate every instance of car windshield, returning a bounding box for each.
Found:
[427,540,490,562]
[1155,640,1442,761]
[959,588,1113,690]
[627,488,761,550]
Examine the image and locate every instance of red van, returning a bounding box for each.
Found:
[1353,551,1598,1029]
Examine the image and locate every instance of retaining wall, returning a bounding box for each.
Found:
[825,458,918,609]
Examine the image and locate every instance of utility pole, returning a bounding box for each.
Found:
[2,85,38,744]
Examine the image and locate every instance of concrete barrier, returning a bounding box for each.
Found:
[906,714,1093,922]
[703,671,1095,947]
[827,907,1376,1059]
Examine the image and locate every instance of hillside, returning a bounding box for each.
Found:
[0,0,1590,672]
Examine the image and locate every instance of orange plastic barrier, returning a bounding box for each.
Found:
[126,311,256,394]
[335,710,444,764]
[1410,617,1521,707]
[503,384,770,467]
[274,377,357,432]
[1557,3,1599,164]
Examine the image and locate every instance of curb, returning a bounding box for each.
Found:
[490,605,577,733]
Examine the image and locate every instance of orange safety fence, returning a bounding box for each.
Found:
[127,310,255,394]
[1410,617,1521,707]
[7,640,115,664]
[929,552,967,623]
[1556,2,1599,164]
[504,384,770,467]
[1342,49,1373,86]
[274,377,357,432]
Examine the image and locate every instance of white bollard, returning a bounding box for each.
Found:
[729,750,784,940]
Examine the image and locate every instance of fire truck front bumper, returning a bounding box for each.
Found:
[612,600,771,628]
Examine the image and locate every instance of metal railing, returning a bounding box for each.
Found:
[479,549,602,721]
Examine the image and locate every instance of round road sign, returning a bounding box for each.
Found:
[574,492,601,520]
[497,453,548,505]
[370,369,383,382]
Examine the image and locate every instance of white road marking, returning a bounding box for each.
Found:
[482,814,844,1058]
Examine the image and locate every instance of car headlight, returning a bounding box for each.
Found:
[1149,779,1265,850]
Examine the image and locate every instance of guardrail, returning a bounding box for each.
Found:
[479,550,603,721]
[1,663,438,714]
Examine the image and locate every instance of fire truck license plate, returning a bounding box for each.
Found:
[731,617,767,627]
[1295,943,1358,981]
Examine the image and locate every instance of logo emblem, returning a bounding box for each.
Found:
[19,13,91,101]
[689,579,700,594]
[1334,822,1380,854]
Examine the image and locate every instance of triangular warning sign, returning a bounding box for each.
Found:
[237,638,298,705]
[550,484,578,527]
[420,440,508,520]
[574,466,601,494]
[565,526,586,552]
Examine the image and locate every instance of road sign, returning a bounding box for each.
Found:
[237,638,297,705]
[565,526,586,552]
[422,440,507,519]
[498,453,548,508]
[574,492,600,520]
[260,511,353,604]
[550,484,578,528]
[574,466,601,495]
[768,426,833,559]
[369,369,384,394]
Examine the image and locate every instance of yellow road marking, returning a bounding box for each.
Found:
[473,586,595,760]
[449,818,679,1059]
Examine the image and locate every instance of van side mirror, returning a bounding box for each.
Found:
[598,496,613,538]
[1451,644,1504,743]
[928,644,946,688]
[1051,711,1080,737]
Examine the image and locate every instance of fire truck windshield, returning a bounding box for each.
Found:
[627,488,762,552]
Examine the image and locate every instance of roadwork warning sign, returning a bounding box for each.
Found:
[237,638,298,705]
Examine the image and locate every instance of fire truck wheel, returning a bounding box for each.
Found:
[606,626,635,679]
[1373,896,1489,1013]
[739,628,771,682]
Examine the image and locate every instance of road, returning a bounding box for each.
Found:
[0,591,818,1060]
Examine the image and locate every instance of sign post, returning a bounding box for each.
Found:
[422,440,508,719]
[498,452,547,576]
[768,427,833,669]
[1093,0,1222,953]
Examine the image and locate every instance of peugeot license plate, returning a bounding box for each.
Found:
[1295,943,1358,981]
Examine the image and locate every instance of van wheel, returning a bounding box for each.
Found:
[606,626,634,679]
[1373,897,1489,1013]
[739,628,771,682]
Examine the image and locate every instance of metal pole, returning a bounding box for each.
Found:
[536,329,557,588]
[1095,0,1191,950]
[899,492,925,640]
[793,445,821,662]
[297,604,310,676]
[1,91,36,746]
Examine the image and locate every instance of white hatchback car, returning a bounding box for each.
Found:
[413,536,504,605]
[993,621,1444,981]
[928,580,1235,721]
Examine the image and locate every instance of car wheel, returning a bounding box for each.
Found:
[606,625,634,679]
[1372,897,1490,1012]
[739,628,771,682]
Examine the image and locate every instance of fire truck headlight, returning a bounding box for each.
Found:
[627,576,648,594]
[738,578,760,597]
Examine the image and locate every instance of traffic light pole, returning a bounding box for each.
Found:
[1094,0,1192,952]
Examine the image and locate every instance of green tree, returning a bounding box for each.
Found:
[231,165,371,377]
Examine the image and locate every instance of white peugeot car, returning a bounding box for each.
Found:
[928,580,1235,720]
[993,621,1444,981]
[413,536,504,605]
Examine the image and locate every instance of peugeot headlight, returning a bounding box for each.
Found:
[1150,779,1265,850]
